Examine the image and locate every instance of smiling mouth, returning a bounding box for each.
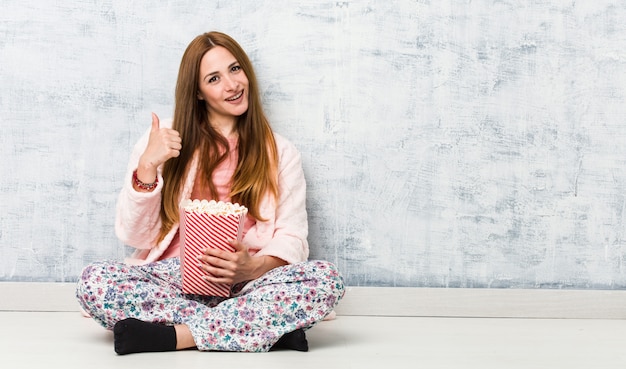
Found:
[226,91,243,101]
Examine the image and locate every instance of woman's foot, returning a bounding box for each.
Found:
[113,318,177,355]
[271,328,309,352]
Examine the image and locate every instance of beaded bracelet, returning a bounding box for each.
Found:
[132,170,158,190]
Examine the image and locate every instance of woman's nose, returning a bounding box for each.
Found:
[223,75,237,91]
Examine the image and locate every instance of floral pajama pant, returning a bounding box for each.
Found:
[76,258,345,352]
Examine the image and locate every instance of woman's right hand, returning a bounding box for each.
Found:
[136,113,182,184]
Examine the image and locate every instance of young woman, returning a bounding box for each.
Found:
[76,31,345,354]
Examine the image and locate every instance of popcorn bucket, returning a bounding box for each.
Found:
[179,200,248,296]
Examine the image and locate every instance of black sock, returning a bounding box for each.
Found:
[270,328,309,352]
[113,318,177,355]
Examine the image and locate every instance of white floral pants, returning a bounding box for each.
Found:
[76,258,345,352]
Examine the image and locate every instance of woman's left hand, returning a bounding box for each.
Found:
[198,240,262,285]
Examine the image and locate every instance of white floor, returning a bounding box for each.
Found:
[2,312,626,369]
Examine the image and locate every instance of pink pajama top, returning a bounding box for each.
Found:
[115,118,309,266]
[158,136,252,260]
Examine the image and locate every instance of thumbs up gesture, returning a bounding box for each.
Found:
[135,113,182,185]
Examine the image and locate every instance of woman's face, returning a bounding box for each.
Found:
[197,46,250,126]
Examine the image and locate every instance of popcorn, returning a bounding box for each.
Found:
[179,199,248,296]
[180,199,247,216]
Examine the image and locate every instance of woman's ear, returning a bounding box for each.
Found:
[197,91,204,100]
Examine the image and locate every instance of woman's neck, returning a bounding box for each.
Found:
[209,117,238,139]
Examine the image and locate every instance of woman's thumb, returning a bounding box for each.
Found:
[151,112,160,131]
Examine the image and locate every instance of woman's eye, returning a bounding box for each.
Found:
[208,76,218,83]
[231,65,241,72]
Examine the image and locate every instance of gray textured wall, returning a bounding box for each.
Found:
[1,1,625,288]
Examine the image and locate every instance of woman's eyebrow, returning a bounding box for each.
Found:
[203,61,239,81]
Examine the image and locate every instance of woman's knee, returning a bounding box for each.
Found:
[305,260,345,311]
[77,261,111,290]
[312,260,344,290]
[75,261,121,309]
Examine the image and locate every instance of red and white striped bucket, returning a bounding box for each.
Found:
[179,205,247,296]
